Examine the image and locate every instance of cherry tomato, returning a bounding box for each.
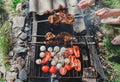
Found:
[67,48,73,55]
[74,59,81,72]
[49,66,57,74]
[59,67,67,75]
[41,66,49,73]
[73,45,80,58]
[65,64,72,71]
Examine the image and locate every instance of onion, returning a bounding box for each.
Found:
[54,46,60,52]
[56,63,62,69]
[51,60,57,66]
[60,47,66,52]
[47,47,53,52]
[51,52,56,57]
[39,52,45,58]
[64,58,70,64]
[40,46,46,51]
[35,59,41,64]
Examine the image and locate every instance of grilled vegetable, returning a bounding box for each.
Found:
[40,46,46,51]
[35,59,41,65]
[39,52,45,58]
[41,52,51,64]
[73,45,80,58]
[48,47,53,52]
[59,67,67,75]
[41,66,49,73]
[65,64,72,71]
[56,63,62,69]
[54,46,60,52]
[64,58,70,64]
[49,66,57,74]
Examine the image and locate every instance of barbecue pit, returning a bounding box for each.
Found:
[27,0,105,82]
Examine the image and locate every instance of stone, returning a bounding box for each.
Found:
[6,71,17,82]
[0,71,3,78]
[16,57,25,68]
[17,38,24,44]
[15,30,22,38]
[10,65,19,72]
[19,69,27,81]
[8,51,14,57]
[24,27,30,32]
[19,32,27,40]
[14,46,27,54]
[12,16,25,28]
[14,79,23,82]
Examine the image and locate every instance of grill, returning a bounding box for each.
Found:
[27,0,106,79]
[27,12,102,82]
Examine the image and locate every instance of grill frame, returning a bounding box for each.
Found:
[27,13,99,82]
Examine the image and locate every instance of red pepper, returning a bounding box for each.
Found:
[74,59,81,72]
[73,45,80,58]
[41,52,51,64]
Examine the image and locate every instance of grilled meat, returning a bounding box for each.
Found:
[46,32,56,40]
[48,12,75,25]
[46,32,76,41]
[44,5,67,14]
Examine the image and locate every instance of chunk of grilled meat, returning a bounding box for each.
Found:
[44,5,67,14]
[46,32,76,41]
[46,32,55,40]
[48,12,75,25]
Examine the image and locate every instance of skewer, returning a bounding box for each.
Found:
[28,35,94,38]
[29,41,95,45]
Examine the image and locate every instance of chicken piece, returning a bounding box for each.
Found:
[46,32,55,40]
[48,14,62,25]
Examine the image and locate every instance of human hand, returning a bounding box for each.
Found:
[95,8,113,18]
[77,0,95,10]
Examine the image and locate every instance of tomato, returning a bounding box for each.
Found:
[65,64,72,71]
[41,52,51,64]
[41,66,49,72]
[73,45,80,58]
[59,67,67,75]
[49,66,57,74]
[67,48,73,55]
[74,59,81,72]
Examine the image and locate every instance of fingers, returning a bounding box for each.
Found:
[95,8,110,18]
[111,35,120,45]
[78,1,89,10]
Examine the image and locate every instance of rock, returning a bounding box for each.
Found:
[10,65,19,72]
[12,16,25,28]
[0,71,3,78]
[19,32,27,40]
[16,57,25,68]
[6,71,17,82]
[14,79,23,82]
[17,38,24,44]
[15,30,22,38]
[14,46,27,54]
[15,64,23,71]
[19,69,27,81]
[24,27,30,32]
[8,51,14,57]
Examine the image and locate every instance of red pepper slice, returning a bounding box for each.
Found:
[73,45,80,58]
[41,52,51,64]
[74,59,81,72]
